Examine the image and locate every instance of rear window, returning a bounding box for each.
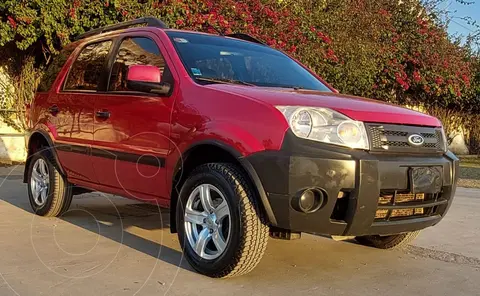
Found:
[64,41,113,91]
[37,45,76,92]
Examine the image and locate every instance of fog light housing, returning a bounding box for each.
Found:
[292,188,325,213]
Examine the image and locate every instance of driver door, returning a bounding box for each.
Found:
[92,33,176,201]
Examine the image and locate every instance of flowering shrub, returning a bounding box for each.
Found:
[299,0,478,112]
[0,0,478,121]
[0,0,335,63]
[372,2,475,110]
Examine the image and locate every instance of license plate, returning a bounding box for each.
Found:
[409,167,443,194]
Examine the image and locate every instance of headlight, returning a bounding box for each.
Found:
[276,106,369,150]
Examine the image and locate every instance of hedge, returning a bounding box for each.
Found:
[0,0,479,148]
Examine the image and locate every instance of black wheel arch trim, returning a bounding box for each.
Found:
[24,130,66,183]
[169,140,277,233]
[237,156,277,226]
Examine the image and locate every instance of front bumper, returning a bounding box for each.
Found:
[245,131,459,236]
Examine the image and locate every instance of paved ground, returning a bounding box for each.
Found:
[0,165,479,296]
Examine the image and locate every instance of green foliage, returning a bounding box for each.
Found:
[0,56,39,131]
[289,0,478,111]
[0,0,479,136]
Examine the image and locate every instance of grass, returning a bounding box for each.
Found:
[459,157,480,168]
[458,157,480,188]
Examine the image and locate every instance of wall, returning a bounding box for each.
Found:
[0,118,26,164]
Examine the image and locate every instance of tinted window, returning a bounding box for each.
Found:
[37,45,76,92]
[109,37,167,91]
[167,32,331,91]
[64,41,112,91]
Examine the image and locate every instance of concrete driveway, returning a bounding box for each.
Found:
[0,165,479,296]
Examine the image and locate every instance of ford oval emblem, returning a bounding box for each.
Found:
[408,134,425,146]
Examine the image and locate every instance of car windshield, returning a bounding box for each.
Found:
[167,31,331,91]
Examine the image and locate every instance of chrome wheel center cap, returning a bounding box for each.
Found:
[205,214,217,230]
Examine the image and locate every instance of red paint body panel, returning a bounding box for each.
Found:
[203,85,441,127]
[127,64,162,83]
[92,92,173,200]
[31,90,96,183]
[28,26,444,203]
[91,31,177,200]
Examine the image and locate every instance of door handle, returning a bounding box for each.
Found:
[48,105,59,115]
[96,110,111,119]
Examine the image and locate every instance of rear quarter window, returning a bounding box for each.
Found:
[63,41,113,91]
[37,45,76,92]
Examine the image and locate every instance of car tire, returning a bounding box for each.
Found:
[27,150,73,217]
[355,231,420,249]
[176,163,269,278]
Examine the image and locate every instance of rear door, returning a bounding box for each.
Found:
[91,33,177,201]
[48,40,113,183]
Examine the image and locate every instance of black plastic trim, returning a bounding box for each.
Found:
[171,140,278,227]
[244,128,459,236]
[377,199,448,210]
[54,143,165,167]
[225,33,265,45]
[56,144,89,155]
[126,81,172,96]
[24,130,66,183]
[76,17,168,40]
[238,157,278,226]
[91,147,165,167]
[368,215,442,236]
[365,123,445,154]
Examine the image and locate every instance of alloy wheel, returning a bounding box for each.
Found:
[30,158,50,207]
[184,184,231,260]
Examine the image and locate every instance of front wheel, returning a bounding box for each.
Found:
[355,231,420,249]
[176,163,269,278]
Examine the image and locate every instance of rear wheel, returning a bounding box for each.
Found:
[355,231,420,249]
[27,151,73,217]
[176,163,269,278]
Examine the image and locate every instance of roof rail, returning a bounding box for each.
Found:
[75,17,168,40]
[226,33,265,45]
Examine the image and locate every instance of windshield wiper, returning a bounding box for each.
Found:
[275,85,304,90]
[195,77,255,86]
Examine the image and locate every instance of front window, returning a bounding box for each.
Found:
[167,31,331,91]
[108,37,170,92]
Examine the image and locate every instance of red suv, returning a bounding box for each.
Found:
[25,18,459,278]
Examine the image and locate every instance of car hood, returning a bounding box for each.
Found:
[207,85,441,127]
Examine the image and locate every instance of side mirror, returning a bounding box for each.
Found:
[126,65,171,96]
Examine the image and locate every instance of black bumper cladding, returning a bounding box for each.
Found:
[245,130,459,237]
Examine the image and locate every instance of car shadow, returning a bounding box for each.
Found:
[0,172,412,283]
[0,181,193,273]
[69,199,192,269]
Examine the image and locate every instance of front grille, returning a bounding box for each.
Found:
[367,124,445,154]
[378,192,425,204]
[374,190,446,221]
